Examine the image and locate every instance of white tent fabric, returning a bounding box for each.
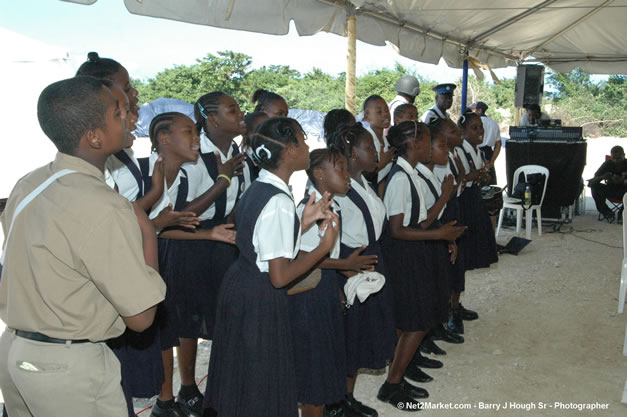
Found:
[0,28,74,198]
[64,0,627,74]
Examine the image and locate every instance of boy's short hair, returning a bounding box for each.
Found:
[37,76,112,154]
[611,145,625,155]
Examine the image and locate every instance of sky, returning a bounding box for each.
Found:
[0,0,519,82]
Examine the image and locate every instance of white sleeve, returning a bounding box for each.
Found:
[253,194,297,261]
[183,160,212,200]
[384,174,409,218]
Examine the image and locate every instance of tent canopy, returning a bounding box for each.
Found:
[64,0,627,75]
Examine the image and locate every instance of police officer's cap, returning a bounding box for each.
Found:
[432,83,456,95]
[395,75,421,97]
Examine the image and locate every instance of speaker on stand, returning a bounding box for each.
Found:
[514,65,545,108]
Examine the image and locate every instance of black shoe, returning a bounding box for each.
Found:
[400,379,429,399]
[419,336,447,355]
[431,325,464,344]
[458,303,479,321]
[447,308,464,334]
[377,382,421,412]
[404,364,433,383]
[323,402,345,417]
[177,390,204,417]
[411,353,443,369]
[150,401,186,417]
[344,394,378,417]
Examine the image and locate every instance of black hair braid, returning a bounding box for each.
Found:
[194,91,226,136]
[305,148,345,188]
[323,109,355,140]
[387,120,429,156]
[457,109,479,129]
[326,122,369,159]
[242,111,269,149]
[252,89,286,113]
[148,112,185,153]
[250,117,301,170]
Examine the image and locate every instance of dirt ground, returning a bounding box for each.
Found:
[2,138,627,417]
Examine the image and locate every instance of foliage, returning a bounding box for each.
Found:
[133,52,627,137]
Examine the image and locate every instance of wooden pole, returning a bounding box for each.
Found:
[345,14,357,115]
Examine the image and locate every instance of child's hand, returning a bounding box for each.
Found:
[152,205,200,230]
[441,174,455,199]
[302,192,333,231]
[439,221,467,241]
[151,155,165,191]
[319,211,340,253]
[207,223,237,245]
[217,152,246,180]
[345,245,377,272]
[448,241,458,264]
[380,147,395,166]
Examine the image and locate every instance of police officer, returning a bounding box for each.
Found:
[421,83,457,124]
[389,75,421,125]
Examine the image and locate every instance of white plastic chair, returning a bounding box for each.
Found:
[496,165,549,240]
[618,193,627,314]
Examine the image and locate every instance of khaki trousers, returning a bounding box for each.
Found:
[0,329,127,417]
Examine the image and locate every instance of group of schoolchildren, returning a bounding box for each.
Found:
[1,54,499,417]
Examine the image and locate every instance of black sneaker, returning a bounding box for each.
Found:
[177,390,204,417]
[376,382,421,412]
[344,394,378,417]
[150,401,186,417]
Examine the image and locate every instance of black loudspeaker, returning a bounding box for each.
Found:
[514,65,545,107]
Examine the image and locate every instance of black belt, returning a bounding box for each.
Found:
[15,330,90,344]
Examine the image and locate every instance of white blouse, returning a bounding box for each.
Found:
[383,157,427,226]
[416,162,444,219]
[335,175,386,247]
[104,148,141,202]
[252,169,302,272]
[183,132,244,221]
[458,140,485,187]
[365,125,392,183]
[296,185,340,259]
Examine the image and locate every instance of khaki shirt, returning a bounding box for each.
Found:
[0,152,166,341]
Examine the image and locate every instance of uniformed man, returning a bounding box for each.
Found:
[470,101,501,185]
[421,83,457,124]
[0,76,166,417]
[388,75,421,125]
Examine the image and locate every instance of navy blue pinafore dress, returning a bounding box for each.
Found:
[339,186,396,375]
[205,181,299,417]
[381,164,439,331]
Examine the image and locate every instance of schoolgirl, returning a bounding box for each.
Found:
[414,124,464,348]
[430,119,472,334]
[252,88,289,117]
[393,103,418,126]
[377,121,465,409]
[326,123,397,417]
[241,111,269,185]
[291,148,367,417]
[456,110,498,272]
[362,95,395,186]
[323,109,356,142]
[205,117,339,417]
[147,92,248,417]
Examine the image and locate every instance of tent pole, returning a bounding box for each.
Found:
[461,58,469,113]
[346,14,357,115]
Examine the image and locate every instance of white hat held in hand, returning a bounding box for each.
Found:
[344,271,385,307]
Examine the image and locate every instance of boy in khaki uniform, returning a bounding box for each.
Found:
[0,76,166,417]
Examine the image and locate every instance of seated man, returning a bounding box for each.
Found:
[588,145,627,222]
[519,103,550,126]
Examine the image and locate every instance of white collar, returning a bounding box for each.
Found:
[431,105,447,119]
[396,156,418,176]
[200,132,234,160]
[306,184,340,212]
[258,169,292,199]
[416,162,435,179]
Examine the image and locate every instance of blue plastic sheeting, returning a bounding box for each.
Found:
[135,98,196,137]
